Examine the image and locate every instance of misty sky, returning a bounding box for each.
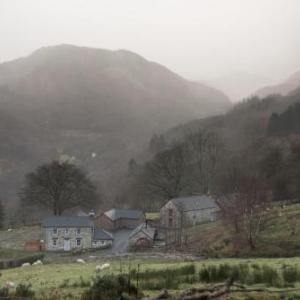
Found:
[1,0,300,101]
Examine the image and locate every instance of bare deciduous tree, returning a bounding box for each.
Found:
[142,145,186,200]
[217,175,270,250]
[19,160,100,215]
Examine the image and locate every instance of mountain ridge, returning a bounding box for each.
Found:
[0,44,231,211]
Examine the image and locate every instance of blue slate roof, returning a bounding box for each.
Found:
[104,209,144,221]
[42,216,94,227]
[93,228,113,240]
[170,195,217,212]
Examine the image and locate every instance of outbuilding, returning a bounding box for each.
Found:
[92,228,113,248]
[128,223,156,250]
[97,209,145,230]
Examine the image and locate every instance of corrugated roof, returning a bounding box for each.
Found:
[104,209,144,221]
[129,223,156,240]
[170,195,217,212]
[93,228,113,240]
[42,216,94,227]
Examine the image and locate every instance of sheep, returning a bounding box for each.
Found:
[95,263,110,272]
[7,228,12,232]
[95,265,102,272]
[76,258,85,264]
[33,260,43,265]
[22,262,31,267]
[101,263,110,270]
[5,281,15,289]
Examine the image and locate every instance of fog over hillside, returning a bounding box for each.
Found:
[1,0,300,101]
[0,44,230,214]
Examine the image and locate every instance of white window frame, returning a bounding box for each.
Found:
[76,228,81,235]
[53,228,58,234]
[52,238,58,246]
[65,228,69,234]
[76,238,82,246]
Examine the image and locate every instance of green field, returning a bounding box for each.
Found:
[0,257,300,299]
[0,204,299,298]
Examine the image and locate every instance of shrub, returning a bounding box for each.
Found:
[0,287,9,297]
[261,265,281,287]
[199,266,210,283]
[81,275,137,300]
[135,263,195,280]
[15,283,35,298]
[252,267,263,284]
[59,279,70,288]
[282,266,299,284]
[216,264,231,281]
[140,273,179,290]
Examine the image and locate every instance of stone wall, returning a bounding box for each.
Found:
[45,227,93,251]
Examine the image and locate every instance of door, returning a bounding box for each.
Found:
[64,239,71,251]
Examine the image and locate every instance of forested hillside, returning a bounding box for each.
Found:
[122,87,300,210]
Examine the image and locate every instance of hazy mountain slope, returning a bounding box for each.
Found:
[164,90,300,154]
[255,71,300,98]
[0,45,231,133]
[0,44,230,213]
[208,71,272,102]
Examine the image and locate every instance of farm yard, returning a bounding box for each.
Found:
[0,204,299,298]
[0,257,300,299]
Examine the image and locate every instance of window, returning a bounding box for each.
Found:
[100,240,105,245]
[53,228,57,234]
[168,217,173,227]
[168,208,173,216]
[52,238,58,246]
[65,228,69,234]
[76,228,81,235]
[76,238,82,246]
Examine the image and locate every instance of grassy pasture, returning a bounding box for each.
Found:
[184,202,300,257]
[0,257,300,299]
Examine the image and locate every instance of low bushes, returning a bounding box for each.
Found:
[198,263,300,287]
[135,264,196,290]
[81,274,138,300]
[0,283,35,299]
[131,263,196,280]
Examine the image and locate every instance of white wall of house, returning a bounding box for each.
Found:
[45,227,93,251]
[92,239,113,248]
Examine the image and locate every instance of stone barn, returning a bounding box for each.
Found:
[129,223,156,250]
[160,195,218,245]
[97,209,145,230]
[160,195,218,229]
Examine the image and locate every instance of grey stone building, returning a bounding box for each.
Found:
[128,223,156,250]
[42,216,113,251]
[96,209,145,230]
[160,195,218,245]
[160,195,218,229]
